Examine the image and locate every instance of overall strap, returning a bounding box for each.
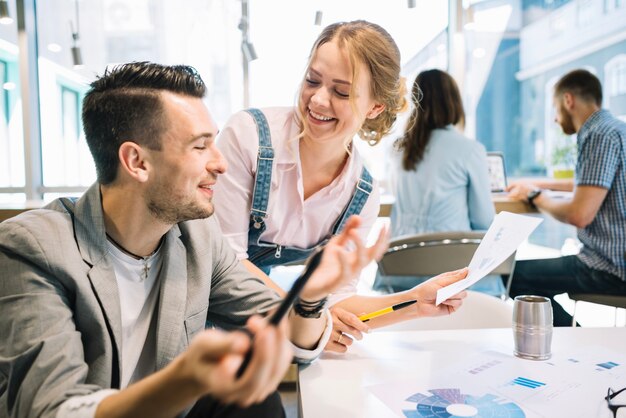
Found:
[332,166,373,234]
[245,108,274,223]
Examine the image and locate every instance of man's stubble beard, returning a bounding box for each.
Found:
[146,181,214,224]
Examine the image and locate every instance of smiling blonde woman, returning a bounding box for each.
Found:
[213,20,469,353]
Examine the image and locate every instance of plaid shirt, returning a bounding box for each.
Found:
[576,109,626,280]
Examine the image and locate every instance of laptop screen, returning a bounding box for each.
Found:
[487,152,507,193]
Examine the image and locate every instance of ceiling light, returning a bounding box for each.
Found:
[70,0,83,68]
[0,0,13,25]
[473,48,486,58]
[242,40,257,62]
[71,45,83,67]
[48,43,62,53]
[314,10,323,26]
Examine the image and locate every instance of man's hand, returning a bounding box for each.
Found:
[407,268,469,317]
[175,315,292,408]
[324,306,371,353]
[96,316,293,418]
[300,215,388,302]
[506,181,537,202]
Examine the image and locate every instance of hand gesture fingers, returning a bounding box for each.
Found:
[410,268,469,318]
[334,215,362,246]
[432,267,469,287]
[231,316,292,406]
[326,330,353,353]
[301,216,390,301]
[324,307,371,353]
[182,329,250,396]
[334,306,370,339]
[439,290,468,314]
[185,315,293,408]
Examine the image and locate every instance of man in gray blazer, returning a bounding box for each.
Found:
[0,62,391,418]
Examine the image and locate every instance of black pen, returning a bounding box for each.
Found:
[236,247,324,378]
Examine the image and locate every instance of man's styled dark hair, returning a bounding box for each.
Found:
[82,62,207,185]
[554,69,603,106]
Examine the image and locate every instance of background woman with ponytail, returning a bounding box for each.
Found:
[374,69,497,294]
[214,22,469,353]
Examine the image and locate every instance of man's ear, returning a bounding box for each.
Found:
[118,141,150,183]
[366,102,385,119]
[562,92,575,110]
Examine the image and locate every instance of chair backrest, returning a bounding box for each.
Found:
[377,231,515,277]
[568,293,626,309]
[379,290,513,331]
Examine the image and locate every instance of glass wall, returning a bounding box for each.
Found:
[33,0,241,194]
[1,0,624,205]
[401,0,625,179]
[0,0,243,203]
[516,0,626,176]
[0,0,24,197]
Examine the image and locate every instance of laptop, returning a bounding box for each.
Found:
[487,152,507,193]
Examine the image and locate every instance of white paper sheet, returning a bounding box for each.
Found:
[368,347,626,418]
[435,211,543,305]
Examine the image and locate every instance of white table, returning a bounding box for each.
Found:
[299,327,626,417]
[378,194,536,217]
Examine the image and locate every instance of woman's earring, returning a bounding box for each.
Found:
[360,129,378,145]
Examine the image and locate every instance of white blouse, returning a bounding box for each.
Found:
[213,107,380,297]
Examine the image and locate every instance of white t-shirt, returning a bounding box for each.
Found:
[55,240,163,417]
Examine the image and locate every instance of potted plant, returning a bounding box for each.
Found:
[551,138,577,179]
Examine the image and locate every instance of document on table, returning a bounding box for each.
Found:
[436,211,543,305]
[369,346,626,418]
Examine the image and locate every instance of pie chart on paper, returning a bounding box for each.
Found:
[402,388,525,417]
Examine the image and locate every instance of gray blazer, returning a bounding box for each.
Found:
[0,183,280,418]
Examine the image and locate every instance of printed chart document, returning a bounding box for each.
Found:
[368,346,626,417]
[436,212,543,305]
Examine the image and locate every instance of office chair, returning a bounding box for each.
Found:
[377,230,516,296]
[568,293,626,327]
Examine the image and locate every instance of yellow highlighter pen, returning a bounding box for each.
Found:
[358,300,418,323]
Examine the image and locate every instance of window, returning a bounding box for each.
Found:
[0,59,8,183]
[605,0,625,11]
[577,0,597,28]
[605,55,626,97]
[34,0,241,196]
[605,55,626,119]
[0,1,24,191]
[1,0,625,204]
[40,83,93,187]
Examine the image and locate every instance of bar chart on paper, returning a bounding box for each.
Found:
[509,377,546,389]
[596,361,619,371]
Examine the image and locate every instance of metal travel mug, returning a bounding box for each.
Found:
[512,295,553,360]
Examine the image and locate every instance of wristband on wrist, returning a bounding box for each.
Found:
[293,296,328,319]
[527,188,542,208]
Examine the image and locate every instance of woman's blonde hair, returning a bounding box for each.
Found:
[297,20,408,146]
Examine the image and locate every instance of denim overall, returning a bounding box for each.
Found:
[245,108,373,275]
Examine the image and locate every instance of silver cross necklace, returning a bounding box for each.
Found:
[106,234,162,281]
